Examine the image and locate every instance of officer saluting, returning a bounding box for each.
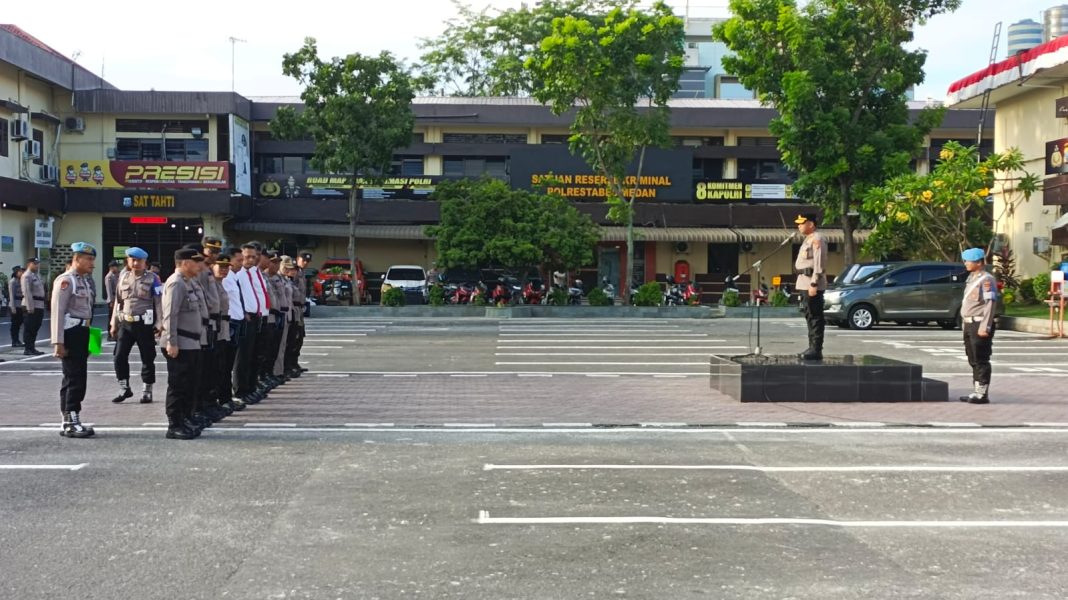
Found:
[959,248,998,404]
[110,247,162,404]
[160,248,207,440]
[794,213,828,360]
[51,242,98,439]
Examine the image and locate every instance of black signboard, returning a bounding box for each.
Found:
[255,175,449,200]
[509,145,694,202]
[1057,96,1068,119]
[1046,138,1068,175]
[695,180,796,202]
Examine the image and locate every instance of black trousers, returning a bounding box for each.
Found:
[223,320,243,399]
[284,320,302,371]
[23,309,44,351]
[10,306,24,343]
[963,321,995,385]
[198,343,217,412]
[60,326,90,413]
[801,291,826,350]
[257,316,280,380]
[165,348,201,421]
[233,317,259,398]
[113,321,157,383]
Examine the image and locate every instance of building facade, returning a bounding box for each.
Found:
[947,36,1068,277]
[3,25,992,303]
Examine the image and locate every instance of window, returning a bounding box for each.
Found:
[443,156,508,179]
[736,136,778,147]
[887,269,922,286]
[389,156,424,176]
[924,267,966,284]
[411,133,425,145]
[116,138,206,161]
[0,117,7,157]
[32,129,44,165]
[442,132,527,144]
[675,136,725,147]
[541,134,570,144]
[737,158,794,182]
[692,158,723,179]
[115,119,209,134]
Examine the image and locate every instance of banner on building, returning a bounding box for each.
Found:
[255,174,446,200]
[60,161,230,189]
[694,180,796,202]
[510,145,693,202]
[34,218,52,249]
[229,115,252,196]
[1046,139,1068,175]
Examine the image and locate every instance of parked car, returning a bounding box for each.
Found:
[382,265,428,304]
[312,258,370,305]
[824,261,1003,330]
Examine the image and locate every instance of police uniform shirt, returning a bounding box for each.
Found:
[8,276,23,310]
[110,270,162,329]
[269,273,291,320]
[50,270,94,346]
[160,273,206,351]
[794,232,828,291]
[21,269,46,310]
[197,267,222,322]
[960,270,997,333]
[214,277,231,342]
[104,270,119,305]
[288,276,303,324]
[185,275,212,346]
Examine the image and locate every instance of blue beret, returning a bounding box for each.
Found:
[125,247,149,260]
[961,248,985,262]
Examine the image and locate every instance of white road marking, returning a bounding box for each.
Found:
[443,423,495,428]
[495,352,738,356]
[2,426,1068,434]
[243,423,297,428]
[1026,423,1068,427]
[653,375,688,379]
[494,339,717,343]
[736,422,788,427]
[0,464,87,471]
[383,374,417,378]
[498,334,710,338]
[495,345,740,349]
[298,339,360,343]
[831,422,887,428]
[315,374,350,378]
[499,329,693,334]
[929,422,981,428]
[476,512,1068,528]
[585,374,620,378]
[517,373,553,377]
[496,361,707,366]
[345,423,396,427]
[543,423,592,427]
[482,463,1068,472]
[300,346,343,349]
[450,374,488,378]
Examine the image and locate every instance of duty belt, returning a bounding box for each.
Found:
[209,313,222,320]
[33,295,45,301]
[66,318,90,328]
[270,309,282,316]
[121,314,146,323]
[964,316,986,323]
[177,328,200,340]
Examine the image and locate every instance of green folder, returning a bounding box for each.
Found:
[88,327,103,356]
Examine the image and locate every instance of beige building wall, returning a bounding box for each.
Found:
[993,87,1068,277]
[0,208,41,266]
[0,62,69,180]
[59,112,221,163]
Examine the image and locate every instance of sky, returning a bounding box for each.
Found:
[10,0,1057,101]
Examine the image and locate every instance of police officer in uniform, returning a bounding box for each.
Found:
[959,248,998,404]
[160,248,207,440]
[794,213,828,361]
[110,247,162,404]
[21,257,46,356]
[211,253,238,414]
[9,265,25,347]
[196,238,225,421]
[270,254,293,382]
[283,258,305,378]
[104,261,121,341]
[51,242,98,439]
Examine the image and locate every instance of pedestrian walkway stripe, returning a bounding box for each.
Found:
[736,422,788,427]
[476,512,1068,528]
[0,463,86,471]
[243,423,297,428]
[929,422,981,428]
[2,426,1068,434]
[831,422,887,428]
[345,423,396,428]
[483,463,1068,472]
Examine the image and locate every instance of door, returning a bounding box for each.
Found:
[707,243,739,278]
[922,265,967,317]
[597,246,621,292]
[876,267,925,316]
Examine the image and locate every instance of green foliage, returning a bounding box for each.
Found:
[548,288,569,306]
[770,289,790,307]
[426,178,599,274]
[721,289,741,308]
[1033,273,1052,302]
[632,282,663,307]
[428,284,446,306]
[864,142,1037,262]
[381,287,406,307]
[471,290,488,306]
[991,245,1020,290]
[714,0,962,265]
[524,1,683,297]
[586,287,612,306]
[272,38,422,304]
[1000,288,1015,306]
[1019,278,1036,304]
[418,0,627,95]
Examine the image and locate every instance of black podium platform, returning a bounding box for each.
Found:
[710,355,948,403]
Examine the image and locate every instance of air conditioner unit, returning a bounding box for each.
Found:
[674,241,690,254]
[64,117,85,132]
[10,117,29,140]
[40,164,58,181]
[1034,236,1051,255]
[23,140,42,160]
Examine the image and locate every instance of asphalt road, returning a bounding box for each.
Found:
[2,428,1067,599]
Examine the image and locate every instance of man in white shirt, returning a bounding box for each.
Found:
[233,242,265,404]
[222,246,252,409]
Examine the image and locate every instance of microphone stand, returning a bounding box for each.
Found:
[727,234,796,356]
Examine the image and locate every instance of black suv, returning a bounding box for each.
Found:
[824,261,980,330]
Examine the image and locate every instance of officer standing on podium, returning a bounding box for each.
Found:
[110,247,161,404]
[794,213,827,361]
[51,242,98,439]
[959,247,998,404]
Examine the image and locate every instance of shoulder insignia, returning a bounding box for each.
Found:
[60,279,70,291]
[982,279,992,290]
[812,238,822,248]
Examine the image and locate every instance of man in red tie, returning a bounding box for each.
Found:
[233,243,264,404]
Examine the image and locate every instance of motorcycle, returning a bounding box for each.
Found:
[324,279,353,305]
[491,276,523,307]
[450,282,476,305]
[600,277,617,306]
[681,280,702,306]
[567,279,585,305]
[663,276,686,306]
[523,278,547,305]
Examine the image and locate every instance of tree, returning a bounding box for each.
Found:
[863,142,1039,262]
[272,38,421,304]
[418,0,631,96]
[524,1,684,301]
[713,0,961,266]
[426,178,599,277]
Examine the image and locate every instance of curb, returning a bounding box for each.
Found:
[4,422,1067,430]
[307,305,726,319]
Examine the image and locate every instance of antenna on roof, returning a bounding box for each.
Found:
[229,36,247,93]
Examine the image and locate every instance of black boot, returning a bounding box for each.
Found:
[60,411,94,438]
[166,417,196,440]
[140,385,154,404]
[968,382,990,404]
[112,380,133,403]
[11,337,22,348]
